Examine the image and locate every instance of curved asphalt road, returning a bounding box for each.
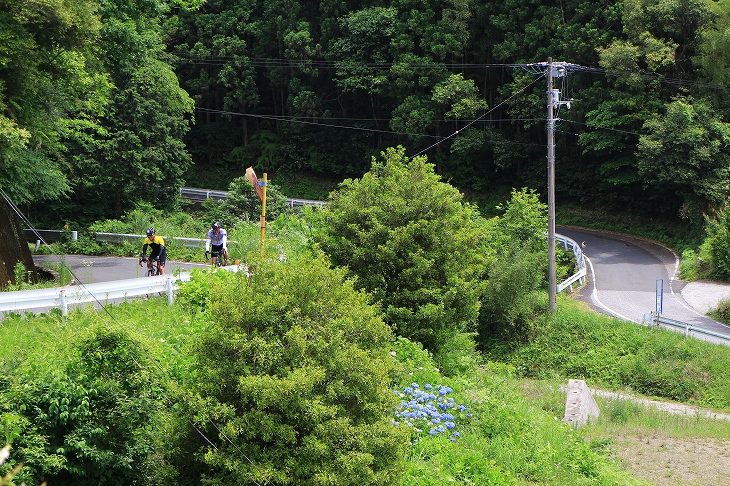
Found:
[557,226,730,337]
[33,255,208,284]
[30,230,730,340]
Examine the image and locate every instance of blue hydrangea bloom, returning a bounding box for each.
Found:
[393,382,471,442]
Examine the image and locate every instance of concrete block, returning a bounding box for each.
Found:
[563,379,600,428]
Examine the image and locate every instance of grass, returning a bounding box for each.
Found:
[485,296,730,411]
[6,283,730,484]
[1,290,650,485]
[521,378,730,440]
[520,376,730,486]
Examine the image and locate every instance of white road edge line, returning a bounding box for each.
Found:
[585,254,641,324]
[661,242,711,318]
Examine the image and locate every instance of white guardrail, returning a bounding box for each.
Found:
[644,313,730,344]
[556,234,587,293]
[0,265,246,319]
[15,189,587,319]
[179,187,325,209]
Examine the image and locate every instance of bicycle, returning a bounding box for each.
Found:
[206,250,228,268]
[140,257,162,277]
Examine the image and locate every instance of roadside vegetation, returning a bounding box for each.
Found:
[2,296,653,485]
[5,151,730,484]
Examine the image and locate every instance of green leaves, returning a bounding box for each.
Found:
[181,253,408,484]
[637,96,730,208]
[319,146,487,351]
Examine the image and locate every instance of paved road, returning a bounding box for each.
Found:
[33,255,208,284]
[557,226,730,339]
[31,231,730,343]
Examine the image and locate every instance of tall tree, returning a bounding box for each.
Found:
[50,0,196,221]
[0,0,105,285]
[317,146,487,351]
[636,96,730,218]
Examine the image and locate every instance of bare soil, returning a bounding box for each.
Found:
[592,389,730,485]
[521,380,730,485]
[590,390,730,485]
[609,433,730,486]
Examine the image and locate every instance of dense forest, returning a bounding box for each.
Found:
[4,0,730,274]
[5,0,730,220]
[170,0,730,229]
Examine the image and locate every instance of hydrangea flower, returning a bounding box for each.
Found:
[393,382,470,443]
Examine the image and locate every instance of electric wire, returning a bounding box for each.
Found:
[196,107,442,139]
[173,51,730,92]
[557,118,644,137]
[411,72,546,157]
[173,54,522,71]
[0,187,269,486]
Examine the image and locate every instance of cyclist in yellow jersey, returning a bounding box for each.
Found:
[139,227,167,275]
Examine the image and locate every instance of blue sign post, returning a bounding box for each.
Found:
[656,279,664,314]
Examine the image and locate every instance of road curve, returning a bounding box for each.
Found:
[557,226,730,337]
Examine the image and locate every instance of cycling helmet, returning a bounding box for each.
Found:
[212,222,221,229]
[146,227,156,236]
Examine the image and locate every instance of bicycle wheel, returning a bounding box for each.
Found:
[146,262,159,277]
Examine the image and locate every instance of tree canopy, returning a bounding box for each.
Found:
[317,146,487,351]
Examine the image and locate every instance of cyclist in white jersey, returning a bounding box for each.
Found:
[205,221,228,265]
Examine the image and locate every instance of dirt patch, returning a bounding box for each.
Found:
[609,433,730,486]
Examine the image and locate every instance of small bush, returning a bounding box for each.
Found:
[603,399,643,424]
[709,297,730,325]
[679,248,701,280]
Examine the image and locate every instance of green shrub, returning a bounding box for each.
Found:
[476,188,552,345]
[709,297,730,325]
[603,399,643,424]
[706,205,730,280]
[175,252,410,484]
[477,248,549,344]
[1,326,161,485]
[317,146,487,352]
[679,248,701,280]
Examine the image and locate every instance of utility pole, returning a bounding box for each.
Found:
[547,58,557,313]
[541,58,573,312]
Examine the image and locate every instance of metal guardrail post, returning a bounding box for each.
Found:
[166,277,174,306]
[645,312,730,343]
[59,289,68,318]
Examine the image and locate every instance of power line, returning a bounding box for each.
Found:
[412,72,546,157]
[558,118,643,137]
[174,54,521,71]
[174,51,730,93]
[196,107,545,139]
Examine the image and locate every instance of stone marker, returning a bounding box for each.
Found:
[563,379,600,428]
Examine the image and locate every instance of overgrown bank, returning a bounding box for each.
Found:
[485,297,730,411]
[0,286,650,485]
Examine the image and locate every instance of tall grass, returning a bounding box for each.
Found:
[1,293,650,485]
[485,296,730,411]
